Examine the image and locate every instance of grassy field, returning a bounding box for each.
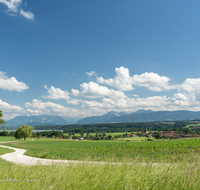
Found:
[0,139,200,189]
[0,156,199,189]
[0,147,14,156]
[113,137,148,141]
[185,124,200,128]
[0,136,18,142]
[4,138,200,163]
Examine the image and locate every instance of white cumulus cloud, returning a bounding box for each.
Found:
[43,85,70,99]
[0,0,34,19]
[24,99,98,118]
[179,78,200,102]
[97,67,176,92]
[0,71,29,92]
[97,67,134,91]
[79,81,127,99]
[0,99,24,112]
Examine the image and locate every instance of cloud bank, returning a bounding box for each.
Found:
[2,66,200,121]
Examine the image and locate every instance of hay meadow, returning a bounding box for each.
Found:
[1,137,200,189]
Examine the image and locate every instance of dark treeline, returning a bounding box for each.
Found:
[0,131,15,136]
[32,120,200,133]
[33,131,63,138]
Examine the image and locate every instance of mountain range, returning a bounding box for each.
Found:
[76,111,129,124]
[5,115,69,127]
[5,109,200,127]
[76,110,200,124]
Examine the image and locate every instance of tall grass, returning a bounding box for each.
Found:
[1,140,200,189]
[0,158,200,189]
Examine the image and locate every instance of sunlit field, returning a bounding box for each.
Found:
[4,138,200,163]
[0,136,18,142]
[0,143,200,189]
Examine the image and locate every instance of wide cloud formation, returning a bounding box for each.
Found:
[40,67,200,116]
[2,66,200,120]
[0,0,34,19]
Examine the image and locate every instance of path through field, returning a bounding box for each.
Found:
[0,144,111,165]
[0,143,172,166]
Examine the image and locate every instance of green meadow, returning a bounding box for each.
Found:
[0,153,200,190]
[1,137,200,189]
[0,137,200,190]
[0,136,18,142]
[4,138,200,163]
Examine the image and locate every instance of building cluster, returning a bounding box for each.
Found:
[39,130,200,140]
[117,131,200,139]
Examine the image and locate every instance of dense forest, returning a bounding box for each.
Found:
[32,120,200,134]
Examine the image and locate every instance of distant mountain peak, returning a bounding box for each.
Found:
[6,115,69,127]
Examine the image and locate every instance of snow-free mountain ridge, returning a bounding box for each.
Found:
[6,115,69,127]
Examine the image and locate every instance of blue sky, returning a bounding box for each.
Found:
[1,0,200,122]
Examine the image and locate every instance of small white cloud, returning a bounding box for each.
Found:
[71,89,80,96]
[86,71,96,79]
[133,94,139,97]
[20,9,34,20]
[0,71,29,91]
[43,85,70,99]
[66,98,80,105]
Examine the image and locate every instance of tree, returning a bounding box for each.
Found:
[0,109,8,136]
[0,109,6,127]
[14,124,34,140]
[80,130,84,137]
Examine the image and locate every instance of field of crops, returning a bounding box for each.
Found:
[1,138,200,189]
[4,138,200,163]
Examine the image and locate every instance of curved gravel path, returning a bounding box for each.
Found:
[0,143,173,167]
[0,144,108,166]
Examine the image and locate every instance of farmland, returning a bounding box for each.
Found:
[1,137,200,189]
[4,138,200,163]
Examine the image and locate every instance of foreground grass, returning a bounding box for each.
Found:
[0,136,17,142]
[0,147,14,156]
[0,157,199,189]
[1,139,200,189]
[4,138,200,163]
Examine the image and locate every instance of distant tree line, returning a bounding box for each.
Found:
[32,120,200,134]
[2,120,200,137]
[33,130,64,138]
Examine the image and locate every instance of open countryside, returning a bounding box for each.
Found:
[2,0,200,189]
